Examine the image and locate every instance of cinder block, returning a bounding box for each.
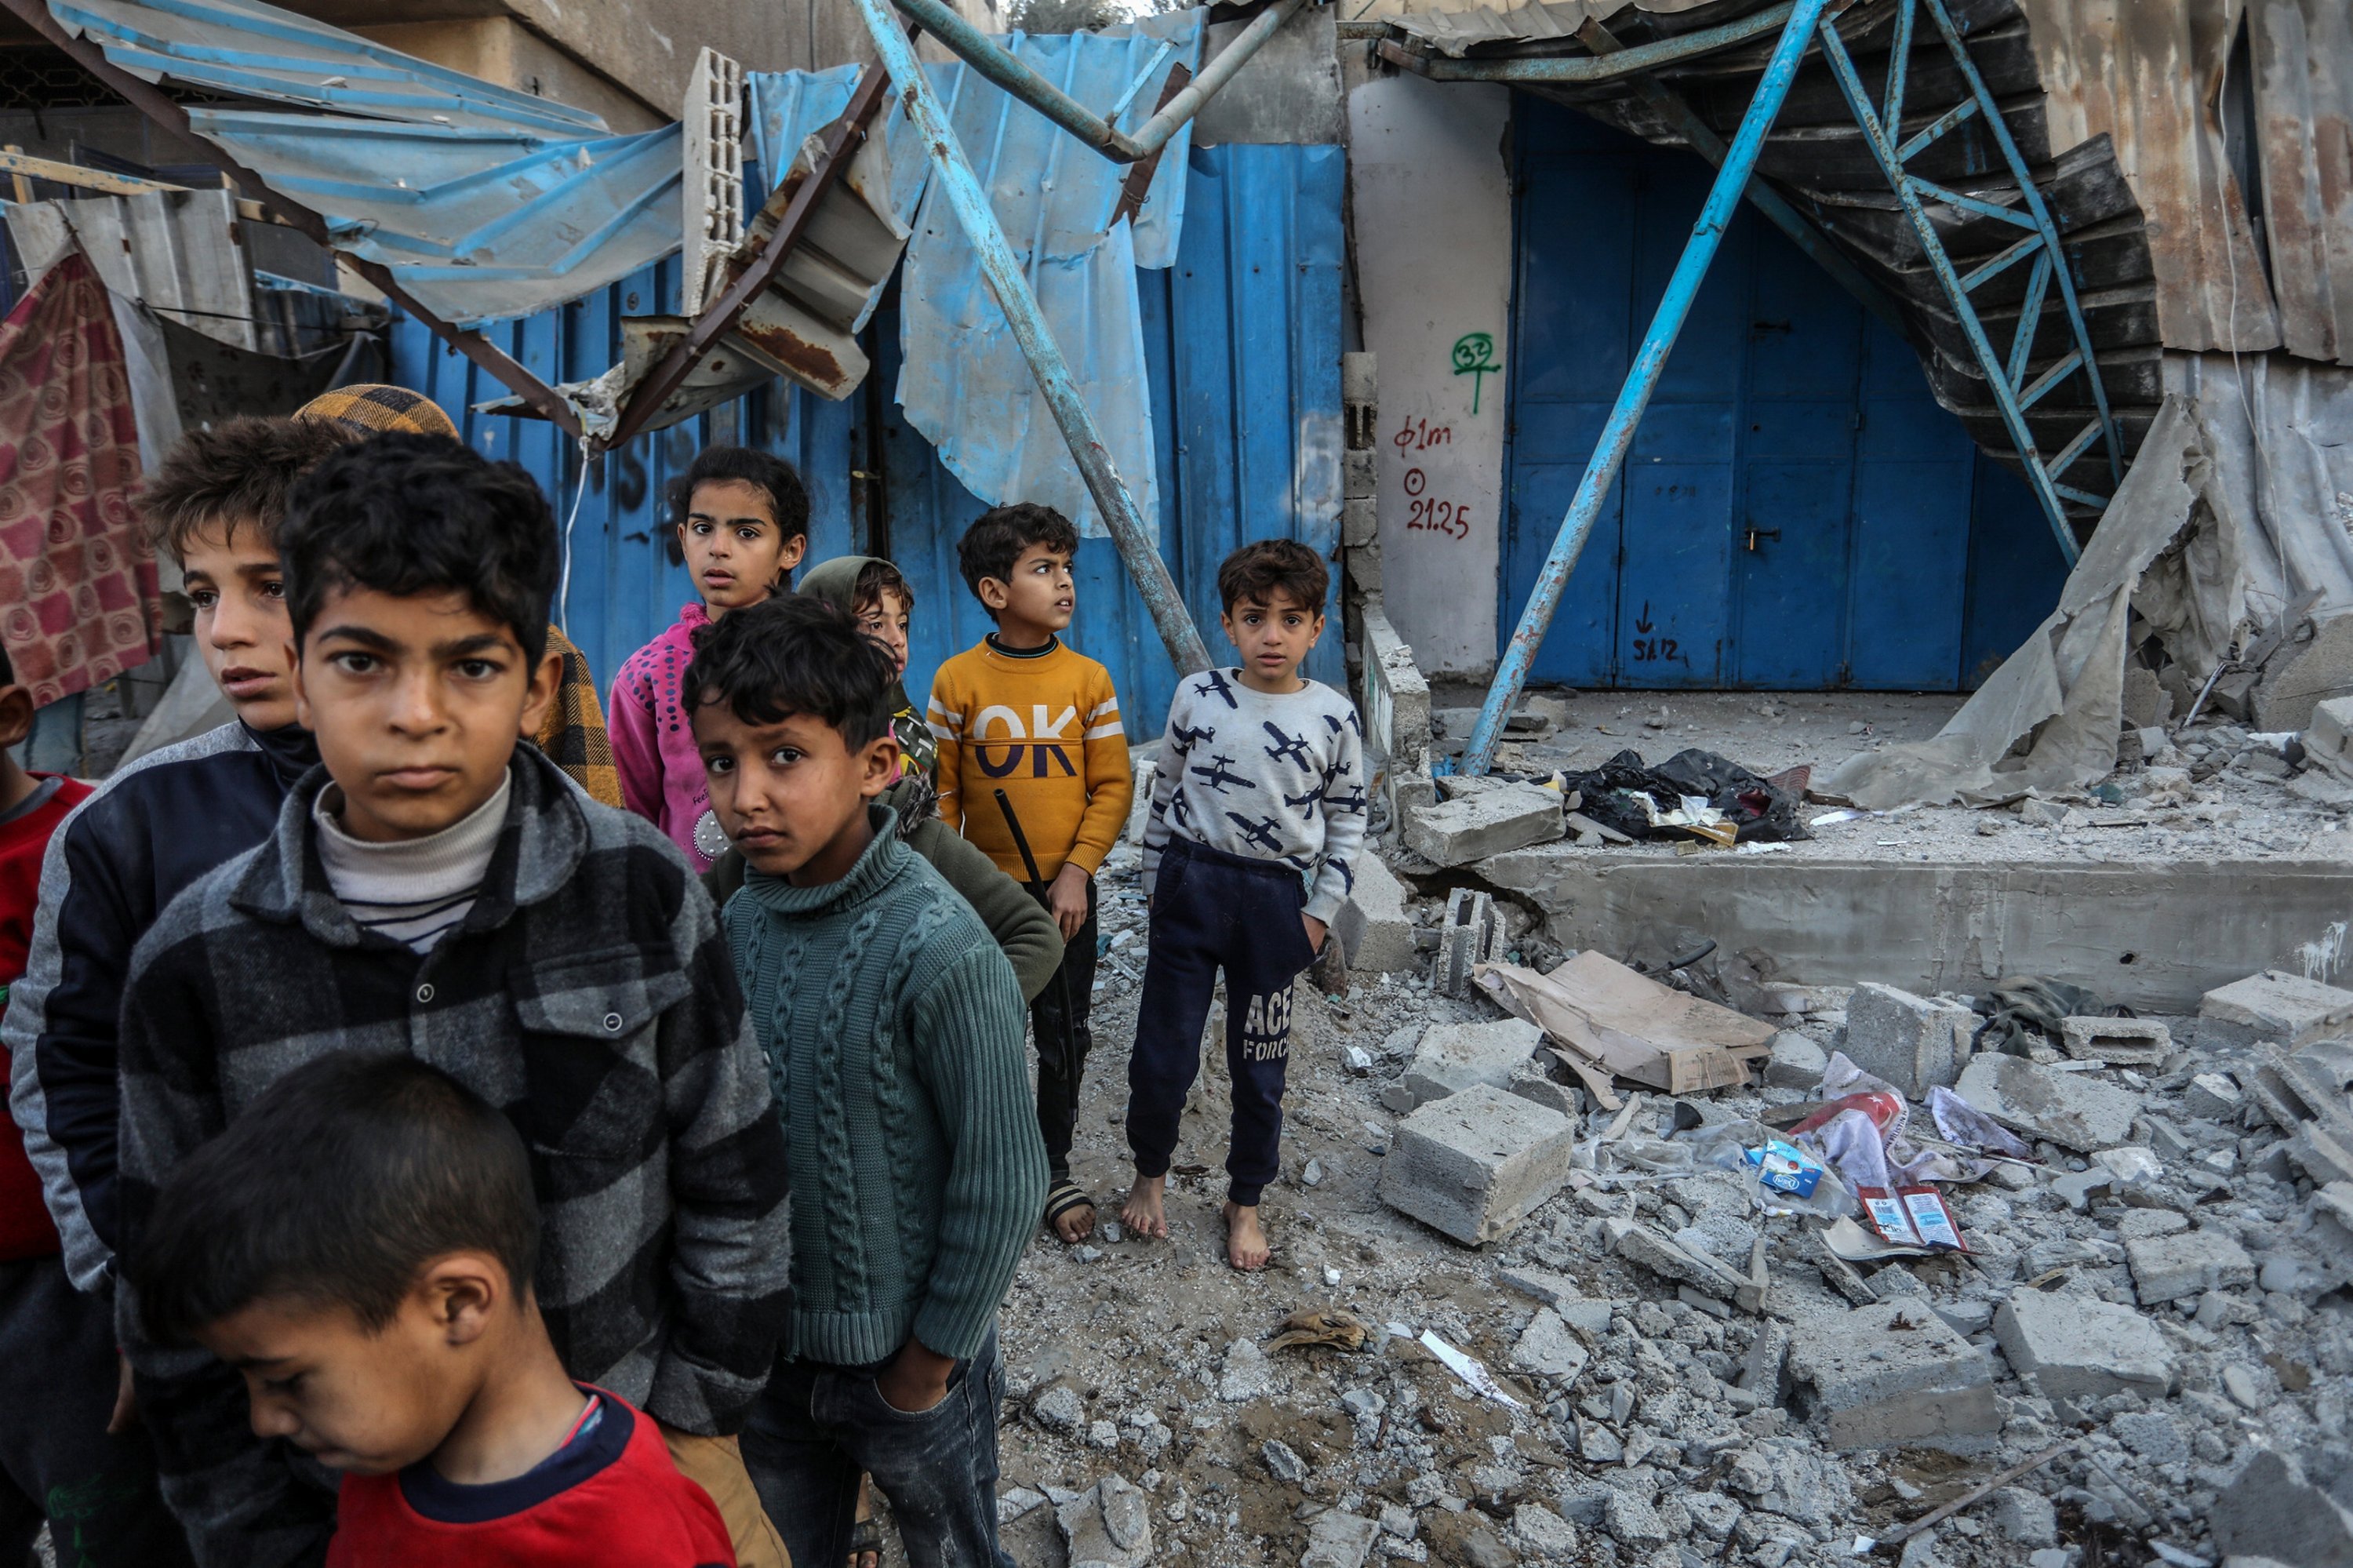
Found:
[2200,969,2353,1038]
[1341,495,1378,547]
[1954,1053,2143,1153]
[1787,1300,1999,1453]
[1843,982,1975,1095]
[1332,850,1416,973]
[2126,1228,2256,1304]
[1993,1289,2175,1405]
[1342,541,1383,598]
[1377,1085,1578,1246]
[2058,1016,2173,1064]
[2307,695,2353,780]
[1402,1017,1540,1108]
[1343,449,1377,501]
[1402,783,1563,867]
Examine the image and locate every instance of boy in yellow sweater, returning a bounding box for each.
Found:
[929,504,1132,1245]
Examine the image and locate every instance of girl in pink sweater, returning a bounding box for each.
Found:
[609,447,809,868]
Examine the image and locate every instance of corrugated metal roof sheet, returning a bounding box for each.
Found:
[1380,0,1715,57]
[2249,0,2353,366]
[49,0,682,326]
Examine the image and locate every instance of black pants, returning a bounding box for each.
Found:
[0,1255,192,1567]
[740,1330,1010,1568]
[1026,877,1096,1184]
[1127,837,1315,1207]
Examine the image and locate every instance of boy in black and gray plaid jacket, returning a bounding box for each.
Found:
[112,435,793,1568]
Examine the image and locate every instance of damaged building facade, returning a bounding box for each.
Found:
[2,0,2352,1566]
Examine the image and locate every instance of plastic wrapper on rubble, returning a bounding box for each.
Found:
[1550,748,1810,844]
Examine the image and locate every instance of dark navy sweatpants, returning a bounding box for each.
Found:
[1127,836,1317,1206]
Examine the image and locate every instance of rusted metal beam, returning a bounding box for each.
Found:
[1110,63,1191,230]
[0,0,584,439]
[601,59,891,453]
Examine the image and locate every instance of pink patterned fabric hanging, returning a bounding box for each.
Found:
[0,251,156,706]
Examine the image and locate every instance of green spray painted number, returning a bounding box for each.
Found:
[1452,331,1499,415]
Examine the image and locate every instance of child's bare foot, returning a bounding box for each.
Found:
[1045,1181,1096,1243]
[1224,1200,1270,1271]
[1120,1175,1168,1239]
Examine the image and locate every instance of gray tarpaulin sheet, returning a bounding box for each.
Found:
[1823,397,2248,809]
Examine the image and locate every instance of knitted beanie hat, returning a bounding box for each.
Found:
[294,384,460,439]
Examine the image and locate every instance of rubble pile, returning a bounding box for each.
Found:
[966,837,2353,1568]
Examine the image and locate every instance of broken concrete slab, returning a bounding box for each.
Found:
[1057,1474,1154,1568]
[2184,1071,2244,1121]
[1401,782,1562,866]
[1787,1299,1999,1453]
[2125,1227,2257,1304]
[1333,850,1416,974]
[2058,1015,2173,1064]
[2200,968,2353,1037]
[1992,1289,2175,1405]
[1400,1017,1542,1108]
[1952,1052,2144,1152]
[1505,1058,1580,1118]
[1300,1509,1382,1568]
[1377,1085,1578,1246]
[1764,1029,1829,1090]
[1605,1218,1750,1304]
[2256,612,2353,733]
[1497,1266,1583,1310]
[1842,981,1974,1095]
[1508,1307,1591,1383]
[2209,1448,2353,1568]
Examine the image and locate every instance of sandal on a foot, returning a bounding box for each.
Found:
[1044,1181,1096,1239]
[846,1517,882,1568]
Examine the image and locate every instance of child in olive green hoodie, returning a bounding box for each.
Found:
[700,555,1061,1004]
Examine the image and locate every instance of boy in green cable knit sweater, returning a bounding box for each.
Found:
[687,594,1046,1568]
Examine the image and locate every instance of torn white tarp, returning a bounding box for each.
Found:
[1823,396,2251,809]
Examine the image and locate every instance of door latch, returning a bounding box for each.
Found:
[1744,526,1782,552]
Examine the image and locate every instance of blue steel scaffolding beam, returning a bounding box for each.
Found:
[1451,0,2125,778]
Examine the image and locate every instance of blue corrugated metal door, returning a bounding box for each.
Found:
[1503,97,2064,690]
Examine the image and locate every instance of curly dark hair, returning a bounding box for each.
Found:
[137,416,355,562]
[128,1053,540,1345]
[682,593,896,750]
[955,503,1078,611]
[279,432,557,665]
[1217,537,1329,616]
[664,446,811,568]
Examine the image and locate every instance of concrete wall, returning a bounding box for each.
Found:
[358,19,663,132]
[1477,845,2353,1012]
[1346,72,1511,678]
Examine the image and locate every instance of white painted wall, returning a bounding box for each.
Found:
[1347,74,1513,678]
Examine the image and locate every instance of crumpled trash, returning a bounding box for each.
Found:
[1551,748,1811,844]
[1417,1330,1523,1409]
[1927,1084,2035,1161]
[1970,975,2125,1057]
[1792,1053,2032,1197]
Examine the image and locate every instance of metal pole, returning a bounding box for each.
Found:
[886,0,1304,165]
[851,0,1212,675]
[1456,0,1831,777]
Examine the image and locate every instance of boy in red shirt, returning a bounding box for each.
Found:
[128,1050,736,1566]
[0,649,192,1563]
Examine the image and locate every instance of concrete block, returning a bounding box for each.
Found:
[1341,542,1383,598]
[2256,613,2353,733]
[1401,1017,1541,1108]
[1992,1289,2175,1404]
[1787,1299,2000,1453]
[2057,1015,2173,1064]
[1433,886,1499,996]
[2184,1071,2243,1121]
[1843,981,1975,1095]
[1402,783,1563,867]
[1377,1085,1578,1246]
[2210,1449,2353,1568]
[1333,850,1416,973]
[1507,1060,1580,1118]
[2122,664,2173,729]
[1342,449,1377,501]
[1497,1266,1583,1309]
[2126,1228,2257,1304]
[2308,696,2353,780]
[1764,1030,1829,1090]
[1953,1053,2144,1153]
[2201,969,2353,1037]
[1340,495,1378,548]
[2289,1125,2353,1186]
[1341,350,1377,410]
[1605,1219,1749,1302]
